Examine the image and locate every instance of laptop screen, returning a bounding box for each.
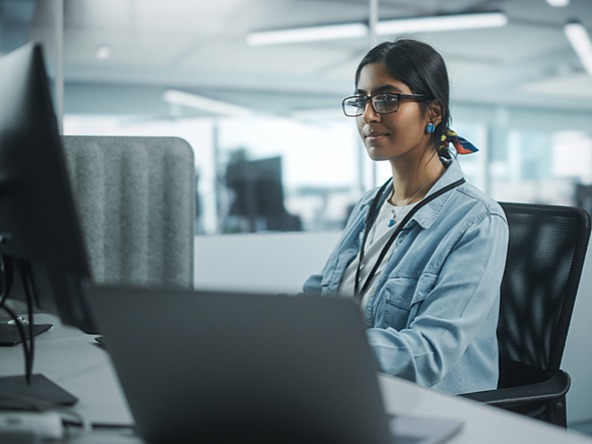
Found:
[86,285,394,444]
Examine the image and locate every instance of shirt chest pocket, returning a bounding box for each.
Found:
[383,274,437,330]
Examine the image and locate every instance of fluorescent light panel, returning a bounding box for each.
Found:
[546,0,569,7]
[162,89,252,117]
[377,12,508,34]
[247,23,367,46]
[564,21,592,75]
[247,12,508,46]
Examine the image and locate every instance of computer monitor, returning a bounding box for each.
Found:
[225,156,302,232]
[0,43,97,403]
[0,42,95,333]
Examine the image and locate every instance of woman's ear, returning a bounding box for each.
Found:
[427,101,443,126]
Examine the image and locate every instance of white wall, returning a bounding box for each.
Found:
[194,231,592,427]
[194,232,340,294]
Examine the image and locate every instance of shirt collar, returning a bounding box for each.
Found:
[372,157,465,230]
[413,157,464,229]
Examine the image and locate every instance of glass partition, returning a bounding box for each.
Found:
[5,0,592,234]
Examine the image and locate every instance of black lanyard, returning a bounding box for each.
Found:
[354,177,465,299]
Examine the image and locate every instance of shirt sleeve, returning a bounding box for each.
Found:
[366,210,509,388]
[301,194,370,296]
[302,273,323,295]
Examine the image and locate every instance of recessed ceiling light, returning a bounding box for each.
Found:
[95,45,112,60]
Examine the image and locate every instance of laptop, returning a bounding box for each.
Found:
[85,285,463,444]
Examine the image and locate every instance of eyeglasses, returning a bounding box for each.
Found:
[341,93,425,117]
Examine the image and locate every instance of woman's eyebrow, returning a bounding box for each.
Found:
[374,85,403,93]
[354,84,403,95]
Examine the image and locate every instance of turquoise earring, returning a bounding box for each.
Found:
[426,122,436,134]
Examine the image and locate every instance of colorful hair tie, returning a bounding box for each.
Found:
[440,129,479,155]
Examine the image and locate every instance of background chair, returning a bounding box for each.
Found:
[462,202,591,427]
[62,135,195,289]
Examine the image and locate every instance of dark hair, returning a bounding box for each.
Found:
[355,38,451,153]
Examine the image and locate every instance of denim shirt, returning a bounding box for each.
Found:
[303,158,509,395]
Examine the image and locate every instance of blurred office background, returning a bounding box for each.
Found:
[1,0,592,435]
[2,0,592,235]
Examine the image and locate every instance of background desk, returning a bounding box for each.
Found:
[1,314,591,443]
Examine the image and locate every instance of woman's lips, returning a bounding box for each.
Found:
[365,131,389,142]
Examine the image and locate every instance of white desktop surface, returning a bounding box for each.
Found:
[1,314,591,444]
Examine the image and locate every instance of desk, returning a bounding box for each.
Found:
[1,314,592,444]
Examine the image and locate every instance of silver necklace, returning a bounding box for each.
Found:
[387,179,433,228]
[387,208,399,228]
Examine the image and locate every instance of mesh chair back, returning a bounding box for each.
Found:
[497,202,591,388]
[62,135,195,289]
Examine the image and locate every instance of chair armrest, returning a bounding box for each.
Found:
[460,370,570,407]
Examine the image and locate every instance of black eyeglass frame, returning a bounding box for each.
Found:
[341,93,425,117]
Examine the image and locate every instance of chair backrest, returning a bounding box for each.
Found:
[62,135,195,289]
[497,202,591,388]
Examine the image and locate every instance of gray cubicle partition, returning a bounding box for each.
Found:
[62,135,195,289]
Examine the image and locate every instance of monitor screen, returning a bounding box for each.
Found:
[225,156,302,232]
[0,43,96,334]
[226,156,286,218]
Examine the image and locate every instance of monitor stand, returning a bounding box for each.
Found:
[0,263,79,407]
[0,320,79,406]
[0,321,52,346]
[0,374,78,407]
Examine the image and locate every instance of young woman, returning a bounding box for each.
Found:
[303,39,509,395]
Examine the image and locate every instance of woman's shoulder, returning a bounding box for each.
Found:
[457,181,505,218]
[443,159,506,221]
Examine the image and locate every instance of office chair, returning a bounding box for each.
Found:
[62,135,195,288]
[462,202,591,427]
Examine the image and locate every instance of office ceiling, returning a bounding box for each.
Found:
[1,0,592,119]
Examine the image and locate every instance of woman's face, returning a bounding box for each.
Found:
[355,62,433,162]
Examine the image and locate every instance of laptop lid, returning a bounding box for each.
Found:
[85,285,394,444]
